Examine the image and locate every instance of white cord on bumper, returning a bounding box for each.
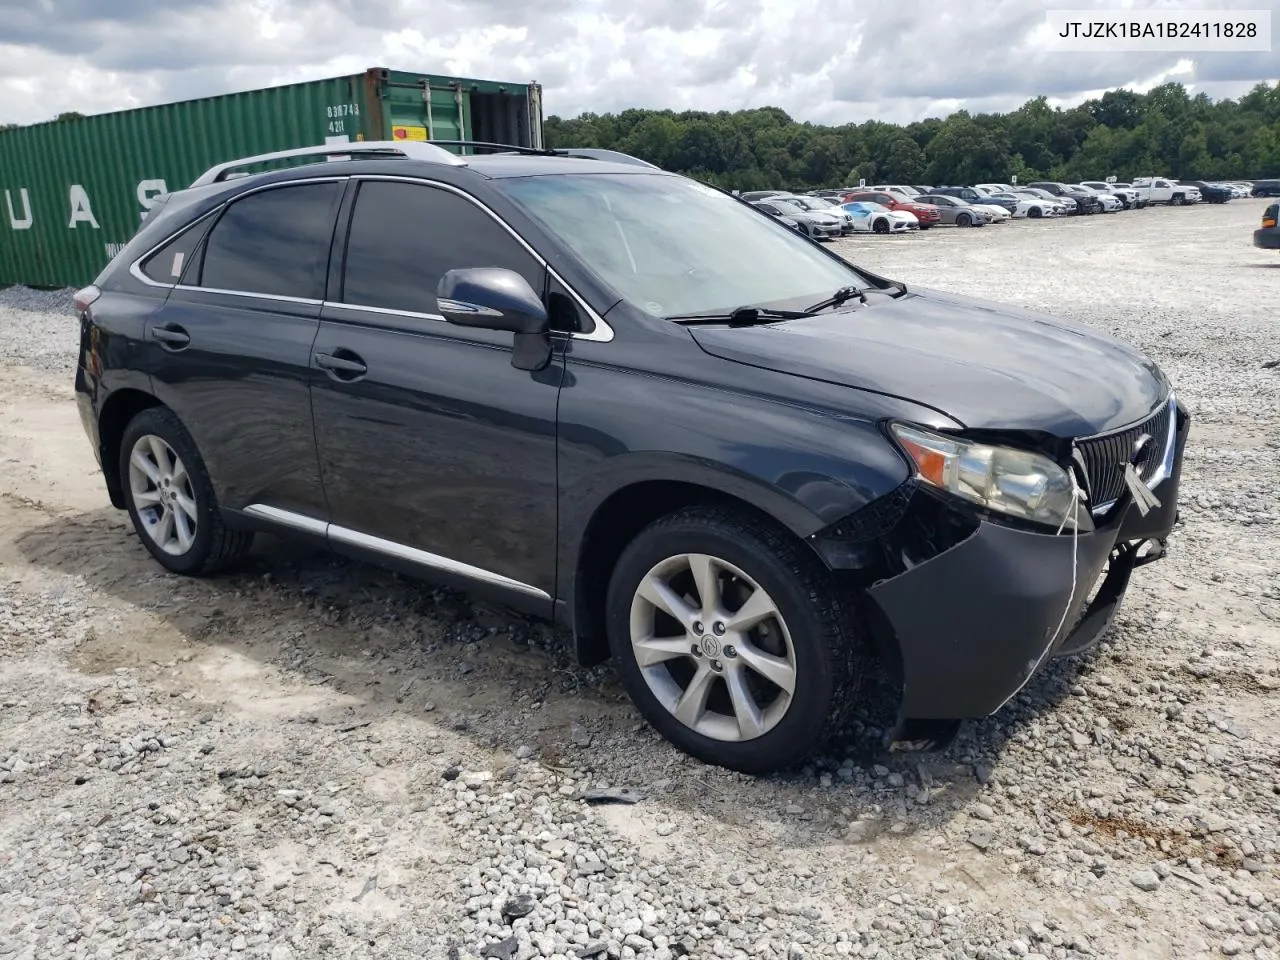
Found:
[991,464,1087,714]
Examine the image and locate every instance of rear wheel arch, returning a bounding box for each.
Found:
[98,389,164,508]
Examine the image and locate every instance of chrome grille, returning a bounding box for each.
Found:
[1077,400,1172,508]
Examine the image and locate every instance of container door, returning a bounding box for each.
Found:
[381,83,465,145]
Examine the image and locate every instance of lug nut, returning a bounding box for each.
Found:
[690,644,702,657]
[710,659,723,672]
[724,645,737,658]
[713,622,726,635]
[693,621,704,636]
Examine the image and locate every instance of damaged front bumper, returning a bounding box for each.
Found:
[860,405,1188,732]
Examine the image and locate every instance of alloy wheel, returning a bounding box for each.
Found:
[628,552,797,742]
[128,434,198,556]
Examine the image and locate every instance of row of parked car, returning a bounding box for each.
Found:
[735,177,1276,239]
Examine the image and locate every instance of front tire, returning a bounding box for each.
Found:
[605,507,864,774]
[1028,206,1042,219]
[119,407,254,576]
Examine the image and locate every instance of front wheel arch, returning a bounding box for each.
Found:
[569,480,825,667]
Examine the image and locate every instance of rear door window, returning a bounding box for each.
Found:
[198,182,342,299]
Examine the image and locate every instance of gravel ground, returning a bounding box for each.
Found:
[1,200,1278,960]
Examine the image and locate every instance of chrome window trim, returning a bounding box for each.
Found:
[126,172,615,343]
[127,176,348,294]
[243,504,551,600]
[172,285,324,306]
[322,301,446,323]
[128,206,223,290]
[349,175,615,343]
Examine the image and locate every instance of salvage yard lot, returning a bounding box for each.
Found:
[1,200,1277,960]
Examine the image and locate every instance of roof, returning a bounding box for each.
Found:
[462,154,671,179]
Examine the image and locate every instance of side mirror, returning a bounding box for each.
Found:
[437,267,549,334]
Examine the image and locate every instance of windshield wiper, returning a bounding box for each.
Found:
[804,285,866,312]
[667,305,815,326]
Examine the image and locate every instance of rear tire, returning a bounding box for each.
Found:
[119,407,254,576]
[956,213,972,227]
[605,506,865,775]
[1028,207,1042,219]
[873,218,889,234]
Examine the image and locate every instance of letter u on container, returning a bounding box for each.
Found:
[0,66,546,287]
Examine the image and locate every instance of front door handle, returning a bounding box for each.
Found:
[149,324,190,349]
[314,350,367,381]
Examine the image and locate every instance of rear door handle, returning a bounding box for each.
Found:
[149,324,190,349]
[314,350,367,380]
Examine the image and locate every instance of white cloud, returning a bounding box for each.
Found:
[0,0,1275,127]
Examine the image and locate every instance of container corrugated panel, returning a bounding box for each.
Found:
[0,68,541,288]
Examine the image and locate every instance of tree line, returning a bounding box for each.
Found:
[544,81,1280,191]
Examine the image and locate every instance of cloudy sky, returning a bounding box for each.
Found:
[0,0,1276,128]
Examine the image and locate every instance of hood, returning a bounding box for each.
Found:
[689,287,1169,438]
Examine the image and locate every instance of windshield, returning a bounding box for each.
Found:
[788,196,828,210]
[496,173,868,319]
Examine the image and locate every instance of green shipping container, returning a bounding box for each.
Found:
[0,67,544,288]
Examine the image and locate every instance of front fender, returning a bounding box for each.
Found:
[555,362,946,604]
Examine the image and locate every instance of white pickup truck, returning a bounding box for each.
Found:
[1131,177,1201,205]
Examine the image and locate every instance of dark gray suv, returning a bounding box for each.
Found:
[73,140,1188,774]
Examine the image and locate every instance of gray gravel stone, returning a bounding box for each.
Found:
[2,203,1278,960]
[1131,870,1161,892]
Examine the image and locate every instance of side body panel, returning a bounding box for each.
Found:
[145,288,327,518]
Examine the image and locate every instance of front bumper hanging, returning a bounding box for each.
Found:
[865,408,1187,725]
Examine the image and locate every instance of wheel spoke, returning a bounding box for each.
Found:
[724,665,766,739]
[132,488,162,507]
[173,492,198,526]
[155,507,175,548]
[736,642,796,694]
[637,572,698,628]
[632,634,695,667]
[173,507,195,552]
[673,663,717,728]
[724,587,778,633]
[687,553,720,620]
[170,458,189,488]
[147,436,172,477]
[130,449,161,486]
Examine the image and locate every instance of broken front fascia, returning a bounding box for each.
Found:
[850,405,1188,722]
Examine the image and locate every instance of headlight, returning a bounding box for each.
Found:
[889,423,1083,530]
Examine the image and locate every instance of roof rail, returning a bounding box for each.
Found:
[427,140,660,169]
[189,140,467,187]
[555,148,660,169]
[426,139,553,156]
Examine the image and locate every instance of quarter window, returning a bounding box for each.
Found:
[199,182,341,299]
[139,216,212,285]
[341,181,546,316]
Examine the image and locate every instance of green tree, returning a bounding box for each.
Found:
[541,80,1280,189]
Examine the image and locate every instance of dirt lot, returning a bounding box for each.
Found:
[1,200,1277,960]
